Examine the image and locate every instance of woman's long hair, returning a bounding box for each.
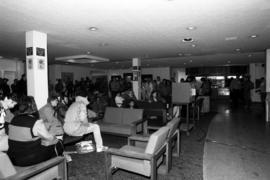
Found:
[18,96,39,118]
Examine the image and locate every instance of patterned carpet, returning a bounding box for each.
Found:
[67,113,214,180]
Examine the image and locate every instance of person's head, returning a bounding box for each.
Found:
[151,91,158,98]
[18,96,38,115]
[129,100,135,109]
[75,90,89,105]
[47,95,59,107]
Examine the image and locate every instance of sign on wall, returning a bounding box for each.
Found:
[26,47,33,56]
[27,58,33,69]
[36,47,45,56]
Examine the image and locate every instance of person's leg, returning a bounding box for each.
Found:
[87,123,103,148]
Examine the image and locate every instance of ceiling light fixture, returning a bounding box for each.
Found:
[182,38,193,42]
[89,27,98,31]
[55,54,109,64]
[249,34,258,38]
[225,36,238,41]
[191,44,196,48]
[186,26,197,30]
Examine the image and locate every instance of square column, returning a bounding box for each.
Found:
[132,58,141,100]
[26,31,48,109]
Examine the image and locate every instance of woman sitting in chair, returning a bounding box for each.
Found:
[7,96,63,166]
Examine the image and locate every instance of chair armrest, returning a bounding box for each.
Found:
[128,135,150,142]
[5,157,66,180]
[106,148,152,160]
[131,118,147,126]
[128,135,150,145]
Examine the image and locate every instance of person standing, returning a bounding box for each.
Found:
[242,75,254,109]
[230,77,241,107]
[256,77,266,109]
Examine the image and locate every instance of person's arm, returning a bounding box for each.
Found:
[33,119,55,141]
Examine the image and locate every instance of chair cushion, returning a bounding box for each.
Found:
[103,107,123,124]
[121,108,143,125]
[145,126,170,154]
[99,122,133,136]
[166,117,180,138]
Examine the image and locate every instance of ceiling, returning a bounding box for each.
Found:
[0,0,270,69]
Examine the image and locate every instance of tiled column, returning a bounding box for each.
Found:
[132,58,141,100]
[25,31,48,109]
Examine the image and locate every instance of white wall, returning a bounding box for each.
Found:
[49,64,96,84]
[249,63,265,102]
[0,59,25,85]
[171,68,186,82]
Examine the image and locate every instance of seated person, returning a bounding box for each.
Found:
[149,91,166,104]
[55,95,69,125]
[63,91,108,152]
[7,96,63,166]
[39,95,64,136]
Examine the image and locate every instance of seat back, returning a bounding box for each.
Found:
[145,126,170,154]
[122,108,143,125]
[166,117,180,138]
[0,152,17,178]
[103,107,122,124]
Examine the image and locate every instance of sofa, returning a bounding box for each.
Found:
[98,107,145,136]
[136,101,167,127]
[0,152,67,180]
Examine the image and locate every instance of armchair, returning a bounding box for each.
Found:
[104,126,170,180]
[128,117,181,173]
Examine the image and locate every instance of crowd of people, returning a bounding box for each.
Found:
[227,75,264,109]
[1,73,265,168]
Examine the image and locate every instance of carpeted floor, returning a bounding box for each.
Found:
[67,112,214,180]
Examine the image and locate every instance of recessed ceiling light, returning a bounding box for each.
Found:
[178,53,183,56]
[99,42,108,47]
[182,38,193,42]
[225,36,238,41]
[191,44,196,48]
[89,27,98,31]
[249,34,258,38]
[186,26,197,30]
